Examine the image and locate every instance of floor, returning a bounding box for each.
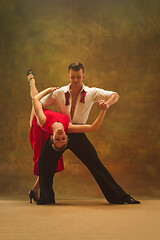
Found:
[0,197,160,240]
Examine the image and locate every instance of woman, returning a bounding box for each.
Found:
[28,71,64,202]
[28,70,107,203]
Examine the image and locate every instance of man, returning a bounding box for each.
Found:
[38,62,140,205]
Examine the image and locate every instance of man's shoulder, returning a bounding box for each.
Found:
[58,85,68,91]
[55,85,68,94]
[84,85,103,93]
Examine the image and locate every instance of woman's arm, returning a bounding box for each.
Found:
[32,87,58,127]
[68,108,107,133]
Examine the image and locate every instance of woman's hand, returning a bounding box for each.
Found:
[97,100,108,110]
[49,87,59,92]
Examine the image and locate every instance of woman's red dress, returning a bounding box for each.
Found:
[30,109,70,176]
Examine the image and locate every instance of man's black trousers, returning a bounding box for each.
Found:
[38,133,128,204]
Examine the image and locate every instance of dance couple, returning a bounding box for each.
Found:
[28,62,140,205]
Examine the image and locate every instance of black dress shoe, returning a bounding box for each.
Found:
[29,190,38,203]
[123,195,140,204]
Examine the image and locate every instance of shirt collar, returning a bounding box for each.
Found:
[65,83,87,94]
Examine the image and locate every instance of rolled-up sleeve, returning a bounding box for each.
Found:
[93,87,116,102]
[40,91,57,107]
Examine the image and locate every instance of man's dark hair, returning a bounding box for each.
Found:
[68,62,84,73]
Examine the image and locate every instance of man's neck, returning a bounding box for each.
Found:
[70,84,83,95]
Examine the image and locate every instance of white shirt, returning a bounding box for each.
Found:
[41,84,116,124]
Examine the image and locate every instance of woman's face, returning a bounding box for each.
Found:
[52,129,68,149]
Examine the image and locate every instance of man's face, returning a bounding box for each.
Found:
[68,69,85,88]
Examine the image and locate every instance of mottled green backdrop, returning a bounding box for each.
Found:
[0,0,160,199]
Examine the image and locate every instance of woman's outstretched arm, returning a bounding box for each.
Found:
[32,87,58,127]
[68,100,107,133]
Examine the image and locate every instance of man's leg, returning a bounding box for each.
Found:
[38,138,63,204]
[67,133,131,204]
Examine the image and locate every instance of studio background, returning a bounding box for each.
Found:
[0,0,159,199]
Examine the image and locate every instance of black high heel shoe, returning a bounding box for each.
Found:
[27,70,34,85]
[29,190,38,203]
[27,70,34,76]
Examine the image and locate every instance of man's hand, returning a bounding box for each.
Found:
[97,100,109,110]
